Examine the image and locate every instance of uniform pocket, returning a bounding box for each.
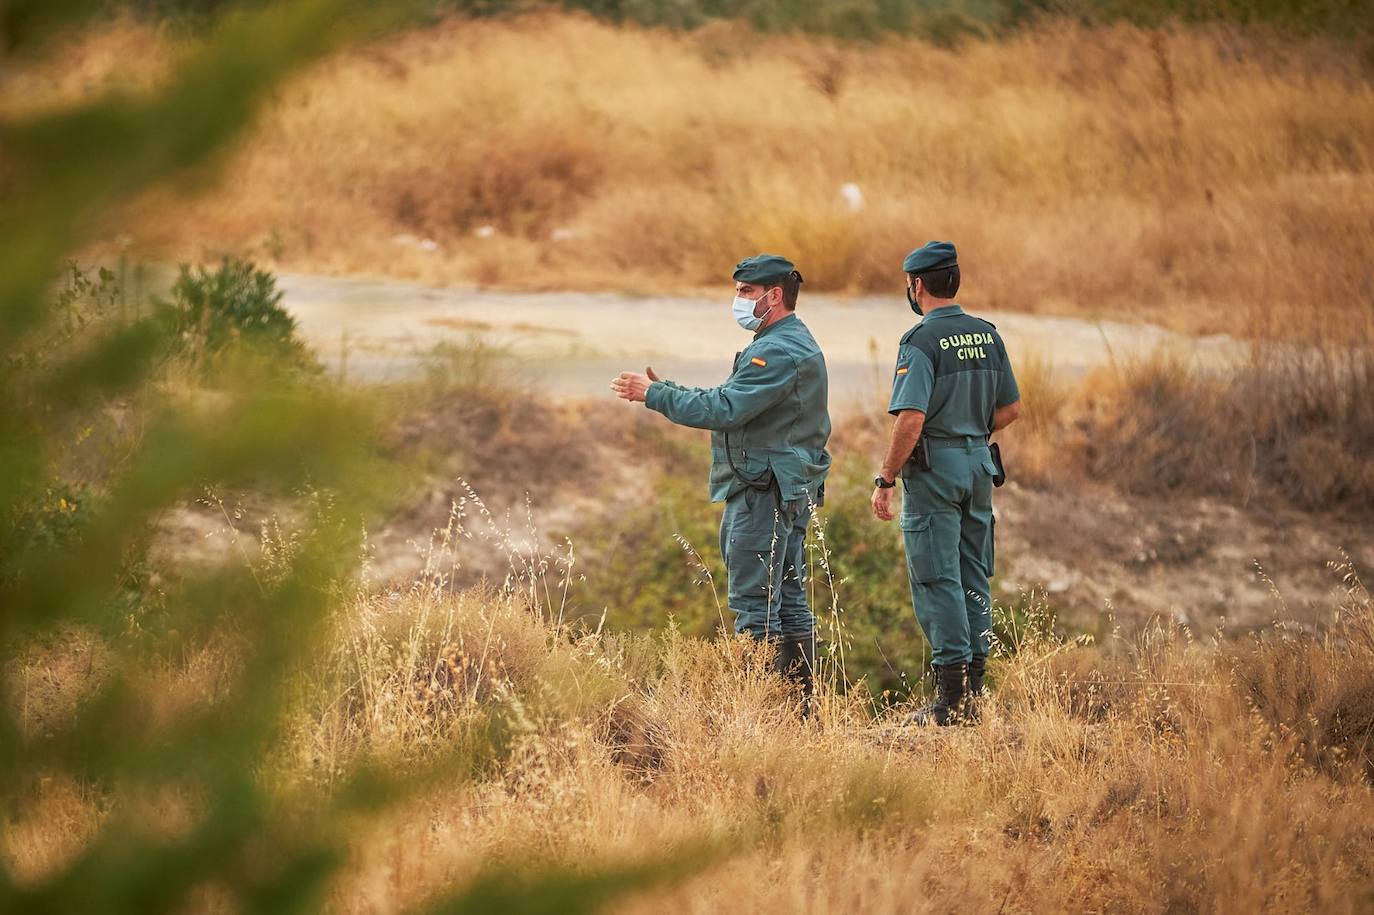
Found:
[900,512,942,583]
[729,530,779,553]
[725,489,784,552]
[720,491,785,611]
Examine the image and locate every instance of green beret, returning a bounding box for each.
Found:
[733,253,801,285]
[902,241,958,274]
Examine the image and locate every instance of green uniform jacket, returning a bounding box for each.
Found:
[888,304,1019,440]
[645,313,831,503]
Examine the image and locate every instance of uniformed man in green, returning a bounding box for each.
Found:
[870,241,1022,725]
[611,254,831,710]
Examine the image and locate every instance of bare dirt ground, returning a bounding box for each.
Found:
[159,465,1370,636]
[994,481,1370,632]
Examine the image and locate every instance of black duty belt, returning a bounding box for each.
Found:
[924,435,989,449]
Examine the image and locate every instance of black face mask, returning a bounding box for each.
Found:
[907,285,923,316]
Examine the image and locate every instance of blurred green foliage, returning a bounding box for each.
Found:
[0,1,716,911]
[0,1,393,910]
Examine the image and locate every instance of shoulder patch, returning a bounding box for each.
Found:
[895,366,909,376]
[743,338,801,369]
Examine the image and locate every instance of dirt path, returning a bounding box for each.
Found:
[278,272,1244,411]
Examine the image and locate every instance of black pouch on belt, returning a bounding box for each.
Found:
[989,442,1007,487]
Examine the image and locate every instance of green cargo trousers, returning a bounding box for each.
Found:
[718,484,815,639]
[900,436,997,666]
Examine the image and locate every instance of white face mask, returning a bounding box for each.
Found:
[732,291,772,332]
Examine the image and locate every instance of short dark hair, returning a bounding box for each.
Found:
[768,270,803,311]
[910,265,960,300]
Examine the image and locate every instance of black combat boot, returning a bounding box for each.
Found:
[964,655,987,724]
[906,662,968,727]
[770,636,796,677]
[773,633,817,718]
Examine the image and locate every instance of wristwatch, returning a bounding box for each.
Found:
[873,474,896,489]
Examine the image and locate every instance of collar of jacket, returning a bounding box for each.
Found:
[921,304,964,321]
[753,312,799,340]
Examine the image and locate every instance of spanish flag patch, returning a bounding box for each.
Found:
[750,356,767,367]
[896,366,909,375]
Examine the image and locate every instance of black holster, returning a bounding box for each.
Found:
[906,436,931,474]
[989,442,1006,487]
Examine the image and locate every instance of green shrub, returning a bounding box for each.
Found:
[163,257,319,376]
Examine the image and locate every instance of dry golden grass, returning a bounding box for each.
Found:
[1074,337,1374,509]
[988,347,1077,485]
[10,14,1372,337]
[8,543,1374,913]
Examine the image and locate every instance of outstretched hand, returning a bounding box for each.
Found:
[611,366,658,403]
